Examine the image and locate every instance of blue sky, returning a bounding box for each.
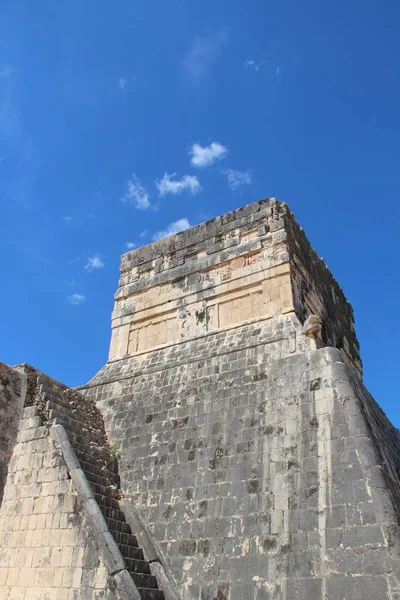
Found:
[1,1,399,423]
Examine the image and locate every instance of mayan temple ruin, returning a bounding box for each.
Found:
[1,197,400,600]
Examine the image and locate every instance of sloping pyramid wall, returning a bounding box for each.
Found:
[0,362,169,600]
[79,199,400,599]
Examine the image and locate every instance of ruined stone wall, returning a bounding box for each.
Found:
[0,403,113,600]
[0,363,26,507]
[79,198,400,599]
[109,198,360,373]
[110,199,292,362]
[82,328,400,599]
[283,207,362,375]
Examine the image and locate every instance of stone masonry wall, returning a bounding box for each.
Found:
[109,198,360,374]
[0,403,113,600]
[81,316,400,599]
[0,363,26,507]
[80,197,399,599]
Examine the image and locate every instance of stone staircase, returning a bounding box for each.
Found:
[19,364,165,600]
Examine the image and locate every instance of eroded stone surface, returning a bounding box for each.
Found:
[78,198,399,599]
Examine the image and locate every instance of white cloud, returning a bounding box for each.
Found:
[156,173,201,196]
[183,30,228,85]
[121,174,151,209]
[189,142,227,168]
[125,241,136,249]
[68,293,86,305]
[153,218,191,241]
[63,216,73,223]
[139,229,148,239]
[244,58,267,72]
[223,168,252,190]
[0,65,15,78]
[118,77,127,90]
[85,254,104,271]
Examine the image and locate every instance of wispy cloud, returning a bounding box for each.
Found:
[244,58,268,72]
[0,65,15,78]
[68,293,86,305]
[156,173,201,196]
[223,168,252,190]
[183,30,228,85]
[139,229,148,239]
[63,216,73,223]
[121,174,151,209]
[153,218,191,241]
[189,141,227,168]
[118,77,127,90]
[85,254,104,271]
[125,241,136,249]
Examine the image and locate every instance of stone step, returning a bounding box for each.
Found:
[132,572,159,589]
[94,492,120,511]
[75,452,116,482]
[106,517,133,536]
[124,558,151,575]
[47,400,104,441]
[100,505,127,523]
[117,541,141,556]
[82,469,111,489]
[112,530,139,548]
[137,588,165,600]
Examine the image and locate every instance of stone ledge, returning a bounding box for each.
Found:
[50,423,141,600]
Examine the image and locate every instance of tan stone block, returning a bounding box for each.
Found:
[19,566,35,582]
[72,567,82,588]
[50,547,63,568]
[24,529,33,548]
[15,548,28,567]
[35,566,55,586]
[23,588,42,600]
[57,589,69,600]
[36,514,47,530]
[1,500,14,516]
[32,453,44,470]
[0,587,9,600]
[20,515,30,531]
[64,528,78,547]
[63,495,77,514]
[6,566,20,585]
[44,514,53,529]
[12,517,22,532]
[41,529,51,547]
[40,589,58,600]
[61,546,74,567]
[0,516,14,532]
[0,567,7,586]
[30,529,43,548]
[28,515,39,530]
[8,587,26,600]
[48,529,61,547]
[52,564,64,588]
[52,514,61,530]
[31,496,43,514]
[10,530,26,549]
[32,548,45,568]
[58,514,69,530]
[62,566,74,587]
